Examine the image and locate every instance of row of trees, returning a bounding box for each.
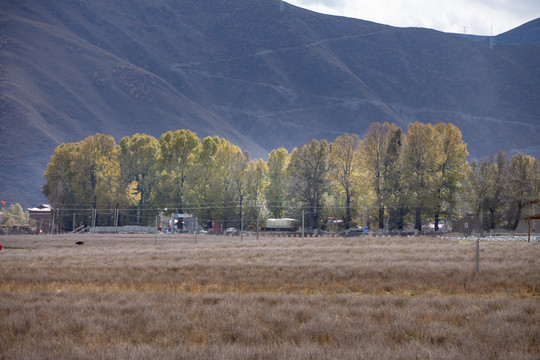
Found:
[0,203,28,227]
[467,151,540,231]
[42,122,540,233]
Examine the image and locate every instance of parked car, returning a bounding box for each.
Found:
[225,227,237,234]
[350,226,363,232]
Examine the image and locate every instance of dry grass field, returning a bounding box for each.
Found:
[0,233,538,359]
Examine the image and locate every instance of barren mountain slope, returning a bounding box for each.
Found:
[0,0,539,206]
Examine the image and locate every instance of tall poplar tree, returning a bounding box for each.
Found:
[360,122,401,231]
[287,139,331,231]
[433,123,468,230]
[156,130,200,216]
[118,133,159,224]
[402,122,441,231]
[208,140,247,229]
[43,134,122,228]
[246,158,269,229]
[187,136,225,225]
[505,153,540,230]
[265,148,289,218]
[42,142,79,216]
[384,128,407,231]
[329,134,360,229]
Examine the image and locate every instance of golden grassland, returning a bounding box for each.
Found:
[0,234,538,359]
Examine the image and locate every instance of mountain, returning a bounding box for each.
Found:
[460,18,540,47]
[1,0,539,207]
[495,18,540,46]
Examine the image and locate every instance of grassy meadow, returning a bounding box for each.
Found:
[0,234,538,359]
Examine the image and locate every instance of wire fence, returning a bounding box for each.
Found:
[1,202,484,237]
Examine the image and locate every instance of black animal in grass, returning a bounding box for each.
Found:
[75,241,84,246]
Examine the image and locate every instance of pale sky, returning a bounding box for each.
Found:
[286,0,540,35]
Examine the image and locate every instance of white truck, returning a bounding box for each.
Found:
[265,218,298,231]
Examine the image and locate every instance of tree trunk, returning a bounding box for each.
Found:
[415,207,422,231]
[512,202,523,231]
[313,199,320,231]
[93,196,98,227]
[398,207,405,231]
[489,207,496,229]
[138,187,144,225]
[345,189,351,229]
[239,194,243,231]
[106,204,112,226]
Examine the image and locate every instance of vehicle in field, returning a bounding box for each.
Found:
[265,218,298,231]
[225,227,237,234]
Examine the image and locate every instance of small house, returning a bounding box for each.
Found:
[27,204,52,233]
[452,213,481,234]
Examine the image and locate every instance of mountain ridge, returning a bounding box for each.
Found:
[1,0,539,207]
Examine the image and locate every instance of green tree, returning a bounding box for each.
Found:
[118,133,159,224]
[155,130,200,217]
[74,134,123,226]
[384,128,407,231]
[245,158,269,229]
[402,122,441,231]
[207,140,248,230]
[42,142,79,227]
[265,148,289,218]
[287,139,331,231]
[505,153,540,230]
[229,149,251,232]
[187,136,225,226]
[468,151,508,231]
[485,152,509,230]
[360,123,401,231]
[433,123,469,230]
[43,134,122,228]
[329,134,360,229]
[0,203,28,226]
